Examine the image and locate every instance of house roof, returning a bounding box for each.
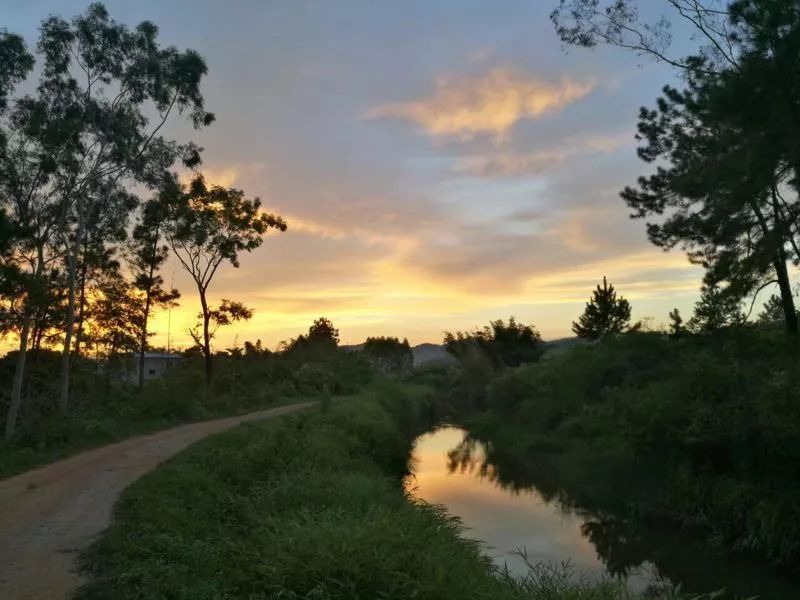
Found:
[142,352,183,360]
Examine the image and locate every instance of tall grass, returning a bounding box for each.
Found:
[76,381,702,599]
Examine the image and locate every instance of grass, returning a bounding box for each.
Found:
[0,349,374,479]
[75,380,695,600]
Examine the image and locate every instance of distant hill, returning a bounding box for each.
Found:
[340,341,455,368]
[411,343,456,367]
[542,336,586,358]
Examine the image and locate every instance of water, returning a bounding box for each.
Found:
[404,426,800,599]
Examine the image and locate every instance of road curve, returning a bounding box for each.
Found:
[0,402,315,600]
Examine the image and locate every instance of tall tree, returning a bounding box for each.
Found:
[620,54,800,333]
[164,176,286,384]
[572,277,634,339]
[553,1,800,334]
[0,4,214,435]
[687,283,744,332]
[129,188,180,389]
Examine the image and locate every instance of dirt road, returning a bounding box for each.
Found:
[0,402,315,600]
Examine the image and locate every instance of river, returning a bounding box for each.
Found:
[404,426,800,599]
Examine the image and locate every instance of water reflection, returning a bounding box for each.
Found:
[405,426,800,599]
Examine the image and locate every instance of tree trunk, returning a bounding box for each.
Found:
[138,287,153,390]
[200,289,213,385]
[774,251,798,334]
[5,251,43,439]
[768,191,799,334]
[59,204,84,414]
[74,242,89,356]
[5,309,32,439]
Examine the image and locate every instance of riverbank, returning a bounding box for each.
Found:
[449,331,800,574]
[75,381,687,599]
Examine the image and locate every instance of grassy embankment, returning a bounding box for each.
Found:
[0,348,370,478]
[452,331,800,572]
[76,380,693,600]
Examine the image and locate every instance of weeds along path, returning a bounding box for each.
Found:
[0,402,316,600]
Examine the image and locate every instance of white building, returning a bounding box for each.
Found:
[130,352,183,382]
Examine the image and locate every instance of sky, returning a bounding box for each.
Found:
[3,1,709,349]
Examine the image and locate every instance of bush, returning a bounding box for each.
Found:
[465,330,800,569]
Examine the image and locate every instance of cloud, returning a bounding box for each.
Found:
[454,131,634,177]
[369,68,594,140]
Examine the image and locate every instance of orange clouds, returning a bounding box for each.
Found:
[370,68,593,140]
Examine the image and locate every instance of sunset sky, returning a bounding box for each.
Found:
[5,1,707,350]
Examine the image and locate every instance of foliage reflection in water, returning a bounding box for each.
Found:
[404,426,800,600]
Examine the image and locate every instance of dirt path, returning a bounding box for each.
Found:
[0,402,315,600]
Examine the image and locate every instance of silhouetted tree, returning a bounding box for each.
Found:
[308,317,340,346]
[164,176,286,384]
[757,294,800,327]
[572,277,633,339]
[284,317,340,360]
[668,308,685,338]
[0,3,214,435]
[363,336,413,375]
[129,188,180,389]
[90,274,141,359]
[687,283,744,332]
[551,0,741,75]
[554,1,800,335]
[243,339,269,357]
[188,299,253,367]
[445,317,544,368]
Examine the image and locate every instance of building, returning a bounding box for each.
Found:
[130,352,183,382]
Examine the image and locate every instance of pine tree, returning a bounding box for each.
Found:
[668,308,684,338]
[687,284,744,333]
[572,277,632,340]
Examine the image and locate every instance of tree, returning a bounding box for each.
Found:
[757,294,800,327]
[620,55,800,334]
[552,1,800,335]
[687,283,744,332]
[89,273,141,359]
[283,317,340,360]
[308,317,340,346]
[572,277,633,339]
[243,339,269,357]
[129,189,180,389]
[445,317,544,368]
[188,299,253,367]
[551,0,741,76]
[668,308,685,338]
[0,3,214,435]
[164,176,286,384]
[363,337,413,375]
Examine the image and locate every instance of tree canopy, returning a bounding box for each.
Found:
[164,175,286,383]
[445,318,544,368]
[572,277,633,339]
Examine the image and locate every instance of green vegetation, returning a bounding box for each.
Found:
[0,342,373,479]
[363,336,414,375]
[445,317,544,368]
[572,277,634,339]
[76,380,687,600]
[449,330,800,572]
